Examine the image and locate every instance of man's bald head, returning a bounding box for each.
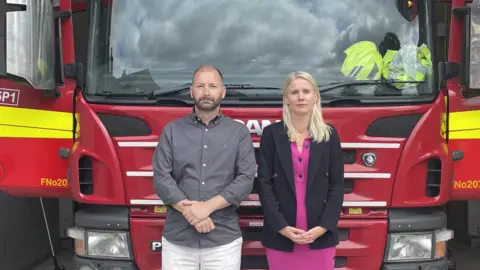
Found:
[192,65,224,84]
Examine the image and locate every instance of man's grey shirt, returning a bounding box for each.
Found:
[153,112,256,248]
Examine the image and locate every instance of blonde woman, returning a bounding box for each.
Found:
[256,71,344,270]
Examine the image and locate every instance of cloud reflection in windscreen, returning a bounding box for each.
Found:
[108,0,420,87]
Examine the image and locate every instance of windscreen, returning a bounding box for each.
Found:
[86,0,436,101]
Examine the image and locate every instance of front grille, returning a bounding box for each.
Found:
[343,149,357,164]
[344,180,354,194]
[251,148,356,195]
[240,226,350,242]
[241,255,347,268]
[237,207,263,216]
[426,158,441,197]
[250,179,353,195]
[254,148,357,165]
[241,256,269,269]
[79,156,93,195]
[241,227,263,241]
[338,228,350,241]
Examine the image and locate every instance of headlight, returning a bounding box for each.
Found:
[87,231,130,258]
[387,233,432,261]
[386,229,453,262]
[67,227,132,259]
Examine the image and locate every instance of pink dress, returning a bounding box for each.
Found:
[265,138,336,270]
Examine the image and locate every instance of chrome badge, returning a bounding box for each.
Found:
[362,153,377,167]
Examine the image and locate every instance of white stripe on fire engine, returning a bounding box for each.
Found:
[117,141,400,149]
[126,171,391,179]
[129,199,387,207]
[117,141,262,148]
[126,171,262,177]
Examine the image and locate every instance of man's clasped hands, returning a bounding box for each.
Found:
[177,199,217,233]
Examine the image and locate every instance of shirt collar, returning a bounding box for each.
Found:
[190,107,223,124]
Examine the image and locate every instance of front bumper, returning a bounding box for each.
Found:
[72,254,451,270]
[382,257,449,270]
[73,255,138,270]
[68,205,454,270]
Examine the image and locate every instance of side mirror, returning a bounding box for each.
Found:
[438,61,460,87]
[395,0,418,22]
[0,0,55,90]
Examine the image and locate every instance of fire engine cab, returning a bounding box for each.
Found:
[1,0,480,269]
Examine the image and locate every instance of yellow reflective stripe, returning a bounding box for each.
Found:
[0,106,73,139]
[450,130,480,139]
[449,109,480,139]
[0,125,72,138]
[74,111,80,139]
[0,106,72,131]
[449,110,480,131]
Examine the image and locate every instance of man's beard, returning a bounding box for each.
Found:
[194,96,221,111]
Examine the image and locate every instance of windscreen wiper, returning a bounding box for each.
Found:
[146,84,191,99]
[223,84,281,90]
[94,91,189,104]
[97,91,151,98]
[147,83,281,99]
[318,79,426,94]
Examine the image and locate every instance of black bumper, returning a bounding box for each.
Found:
[382,258,449,270]
[73,255,138,270]
[381,208,454,270]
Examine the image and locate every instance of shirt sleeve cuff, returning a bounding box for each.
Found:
[219,191,240,207]
[164,192,187,206]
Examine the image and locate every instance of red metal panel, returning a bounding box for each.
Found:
[84,103,435,208]
[0,137,71,197]
[391,91,452,206]
[67,94,127,204]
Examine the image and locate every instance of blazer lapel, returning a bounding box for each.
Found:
[272,126,296,194]
[307,140,327,190]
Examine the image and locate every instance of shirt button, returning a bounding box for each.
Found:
[203,163,206,167]
[204,145,207,148]
[298,157,302,162]
[202,182,205,185]
[205,128,208,131]
[299,174,303,178]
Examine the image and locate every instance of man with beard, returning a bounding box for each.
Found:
[153,65,256,270]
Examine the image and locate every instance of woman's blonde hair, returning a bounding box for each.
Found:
[282,71,332,143]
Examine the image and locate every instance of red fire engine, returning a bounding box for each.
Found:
[1,0,479,269]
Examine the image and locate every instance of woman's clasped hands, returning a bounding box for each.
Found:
[279,226,327,245]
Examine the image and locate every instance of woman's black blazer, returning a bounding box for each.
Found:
[256,121,344,252]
